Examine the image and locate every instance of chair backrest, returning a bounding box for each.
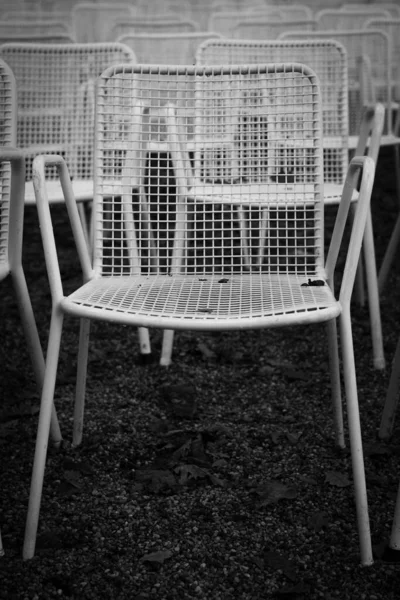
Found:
[0,42,137,181]
[116,32,222,64]
[315,8,392,30]
[2,10,72,22]
[341,3,400,18]
[93,63,325,280]
[0,33,76,44]
[249,4,314,20]
[208,9,284,36]
[111,17,199,40]
[365,18,400,82]
[0,59,17,278]
[71,2,135,42]
[280,29,392,136]
[196,38,349,184]
[233,18,316,40]
[0,20,73,40]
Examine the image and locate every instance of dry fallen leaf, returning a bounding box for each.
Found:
[142,549,173,564]
[325,471,351,488]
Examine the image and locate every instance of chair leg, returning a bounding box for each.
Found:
[379,335,400,440]
[389,480,400,551]
[12,267,62,445]
[362,209,385,370]
[73,318,91,447]
[0,528,4,557]
[339,309,373,566]
[160,329,175,366]
[138,327,151,356]
[23,308,64,560]
[326,319,345,448]
[378,144,400,293]
[378,212,400,294]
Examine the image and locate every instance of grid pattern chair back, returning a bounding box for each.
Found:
[196,38,349,185]
[0,59,17,278]
[249,4,314,20]
[93,63,325,284]
[2,10,73,22]
[111,17,199,39]
[233,18,316,40]
[341,3,400,18]
[116,32,222,64]
[365,18,400,95]
[0,42,137,181]
[136,0,192,18]
[280,29,391,136]
[208,9,285,36]
[0,20,72,41]
[315,8,392,30]
[71,2,135,42]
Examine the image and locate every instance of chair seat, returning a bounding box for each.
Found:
[24,179,119,204]
[324,182,359,205]
[62,273,341,330]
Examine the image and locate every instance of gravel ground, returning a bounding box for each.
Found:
[1,146,400,599]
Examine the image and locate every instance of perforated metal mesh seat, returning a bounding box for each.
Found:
[25,63,376,565]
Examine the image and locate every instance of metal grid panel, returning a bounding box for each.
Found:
[83,62,328,328]
[365,18,400,95]
[0,20,72,39]
[71,2,135,43]
[116,32,222,65]
[315,8,392,30]
[0,59,16,273]
[208,9,283,36]
[249,4,314,20]
[0,42,137,182]
[111,17,199,40]
[280,30,391,136]
[341,3,400,18]
[233,19,316,40]
[196,39,348,185]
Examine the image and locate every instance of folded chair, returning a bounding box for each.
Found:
[24,63,375,565]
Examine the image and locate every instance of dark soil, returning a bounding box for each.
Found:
[1,146,400,599]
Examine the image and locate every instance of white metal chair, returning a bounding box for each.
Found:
[341,3,400,19]
[315,8,392,31]
[0,42,137,220]
[249,4,314,20]
[0,20,73,41]
[364,18,400,104]
[190,38,385,371]
[71,2,135,42]
[116,32,222,64]
[0,60,61,554]
[24,62,375,565]
[111,17,199,40]
[207,8,285,36]
[233,18,316,39]
[280,29,400,294]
